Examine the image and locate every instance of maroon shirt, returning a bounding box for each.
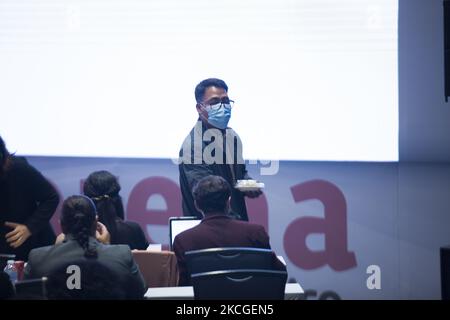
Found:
[173,214,286,286]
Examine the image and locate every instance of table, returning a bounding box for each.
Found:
[132,250,179,288]
[144,283,304,300]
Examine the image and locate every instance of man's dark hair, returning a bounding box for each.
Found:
[194,78,228,103]
[192,175,231,214]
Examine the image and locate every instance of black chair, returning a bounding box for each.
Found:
[14,277,48,300]
[191,269,288,300]
[0,271,15,299]
[185,247,276,282]
[441,246,450,300]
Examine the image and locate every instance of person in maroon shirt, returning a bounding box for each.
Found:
[173,175,285,286]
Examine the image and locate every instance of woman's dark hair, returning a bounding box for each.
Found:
[61,195,98,258]
[0,135,11,177]
[194,78,228,103]
[83,170,124,245]
[193,175,231,214]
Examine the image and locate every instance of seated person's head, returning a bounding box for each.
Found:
[83,170,123,218]
[60,195,98,258]
[46,260,125,300]
[193,175,231,216]
[82,170,124,243]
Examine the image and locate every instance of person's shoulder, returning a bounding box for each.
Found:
[230,219,266,233]
[11,155,27,163]
[180,123,198,142]
[28,244,56,262]
[8,156,44,180]
[29,244,52,255]
[121,220,142,230]
[225,127,240,136]
[174,222,202,243]
[100,243,132,257]
[117,220,145,238]
[7,156,29,171]
[179,124,199,156]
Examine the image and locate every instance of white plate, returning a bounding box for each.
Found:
[235,186,263,192]
[235,182,264,191]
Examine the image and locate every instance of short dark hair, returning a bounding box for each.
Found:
[194,78,228,103]
[193,175,231,214]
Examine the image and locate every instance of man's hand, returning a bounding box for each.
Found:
[243,189,263,199]
[5,222,32,249]
[95,222,111,245]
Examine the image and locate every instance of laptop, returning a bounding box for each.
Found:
[169,216,201,250]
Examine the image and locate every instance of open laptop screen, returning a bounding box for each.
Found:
[169,217,201,250]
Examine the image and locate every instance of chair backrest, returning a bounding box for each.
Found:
[191,269,288,300]
[14,277,48,300]
[185,247,275,278]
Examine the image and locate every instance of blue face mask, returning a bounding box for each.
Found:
[206,103,231,129]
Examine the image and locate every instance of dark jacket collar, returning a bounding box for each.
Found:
[63,234,100,246]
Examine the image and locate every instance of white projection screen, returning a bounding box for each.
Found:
[0,0,398,161]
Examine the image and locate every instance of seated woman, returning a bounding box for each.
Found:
[24,195,146,300]
[46,260,126,300]
[83,170,149,250]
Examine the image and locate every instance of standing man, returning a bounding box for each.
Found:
[178,78,261,221]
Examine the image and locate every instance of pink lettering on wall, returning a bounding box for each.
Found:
[126,176,182,244]
[284,179,357,271]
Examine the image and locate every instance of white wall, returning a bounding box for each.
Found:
[399,0,450,161]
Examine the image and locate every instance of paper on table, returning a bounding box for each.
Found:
[147,244,162,251]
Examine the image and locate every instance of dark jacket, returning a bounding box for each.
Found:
[24,236,146,299]
[173,214,286,286]
[0,157,59,261]
[114,220,149,250]
[179,121,251,221]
